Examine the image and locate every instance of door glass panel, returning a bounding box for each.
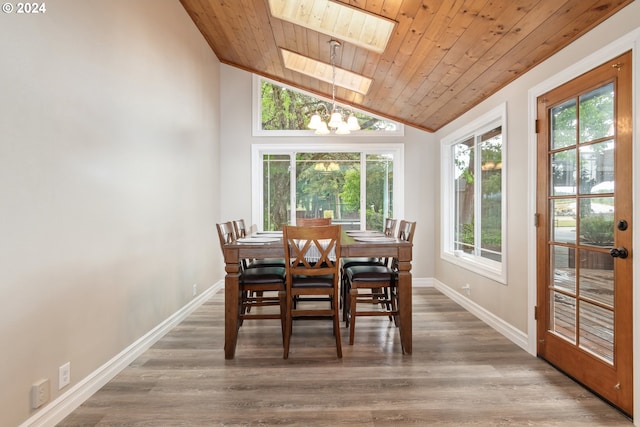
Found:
[551,99,577,149]
[579,197,614,246]
[579,83,614,144]
[551,199,576,244]
[551,291,576,343]
[579,140,614,194]
[579,301,614,364]
[579,249,614,307]
[552,246,576,294]
[552,149,576,195]
[263,154,291,231]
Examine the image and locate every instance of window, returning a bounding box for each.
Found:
[252,144,403,232]
[441,104,507,283]
[252,76,403,136]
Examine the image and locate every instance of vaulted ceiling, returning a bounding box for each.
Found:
[180,0,632,132]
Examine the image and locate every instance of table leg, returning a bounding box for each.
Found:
[396,258,412,354]
[224,259,241,359]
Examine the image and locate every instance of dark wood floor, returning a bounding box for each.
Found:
[58,287,633,426]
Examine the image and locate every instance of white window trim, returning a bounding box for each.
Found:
[252,75,404,137]
[440,103,508,284]
[251,143,404,230]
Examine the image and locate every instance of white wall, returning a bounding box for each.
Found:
[0,1,221,426]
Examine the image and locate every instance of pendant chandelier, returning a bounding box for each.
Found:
[307,40,361,135]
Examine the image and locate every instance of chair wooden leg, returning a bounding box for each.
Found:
[391,287,400,327]
[238,290,247,326]
[349,287,357,345]
[341,275,348,322]
[279,289,287,345]
[344,276,351,325]
[333,290,343,358]
[283,294,292,359]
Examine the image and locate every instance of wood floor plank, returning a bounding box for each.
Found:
[57,288,633,426]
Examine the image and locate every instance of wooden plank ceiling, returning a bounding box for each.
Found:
[180,0,633,133]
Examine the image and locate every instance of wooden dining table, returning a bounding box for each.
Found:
[221,230,413,359]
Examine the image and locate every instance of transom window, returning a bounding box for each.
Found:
[441,104,507,283]
[253,76,403,136]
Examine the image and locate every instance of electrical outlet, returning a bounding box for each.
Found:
[59,362,71,390]
[31,378,49,409]
[192,283,197,296]
[462,284,471,296]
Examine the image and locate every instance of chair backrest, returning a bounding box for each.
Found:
[384,218,397,236]
[392,220,416,270]
[233,219,248,238]
[296,217,332,226]
[397,220,416,243]
[216,221,236,251]
[283,225,341,277]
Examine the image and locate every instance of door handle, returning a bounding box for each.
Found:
[610,247,629,259]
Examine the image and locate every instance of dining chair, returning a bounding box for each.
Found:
[233,218,285,269]
[296,217,332,226]
[383,217,397,236]
[282,224,342,358]
[340,218,397,321]
[291,218,332,308]
[344,220,416,345]
[232,218,249,238]
[216,221,286,340]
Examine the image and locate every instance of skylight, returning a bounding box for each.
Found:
[281,48,372,95]
[268,0,395,54]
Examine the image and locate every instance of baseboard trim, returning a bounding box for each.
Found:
[20,281,223,427]
[432,278,530,353]
[412,277,434,288]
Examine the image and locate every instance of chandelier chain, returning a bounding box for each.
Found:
[331,40,338,112]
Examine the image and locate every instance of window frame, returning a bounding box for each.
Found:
[251,143,404,231]
[252,75,404,137]
[440,103,508,283]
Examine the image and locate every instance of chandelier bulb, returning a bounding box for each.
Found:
[308,114,322,130]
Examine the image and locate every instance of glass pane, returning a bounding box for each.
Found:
[550,291,576,343]
[480,128,502,262]
[295,153,359,225]
[579,301,614,364]
[551,199,576,244]
[338,161,361,231]
[579,83,614,144]
[579,249,614,307]
[552,246,576,294]
[551,99,577,149]
[579,197,614,246]
[365,154,393,231]
[263,154,291,231]
[551,149,576,195]
[579,140,614,194]
[260,79,400,132]
[453,138,475,254]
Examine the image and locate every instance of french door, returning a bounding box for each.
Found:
[536,51,633,415]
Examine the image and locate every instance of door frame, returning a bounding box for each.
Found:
[527,28,640,417]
